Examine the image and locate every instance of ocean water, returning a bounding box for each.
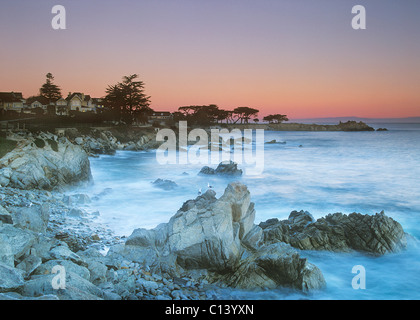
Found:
[80,123,420,300]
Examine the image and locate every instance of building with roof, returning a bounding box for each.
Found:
[0,92,25,113]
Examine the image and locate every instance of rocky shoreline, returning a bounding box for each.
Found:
[0,129,410,300]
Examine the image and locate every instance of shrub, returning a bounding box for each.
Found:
[34,138,46,148]
[47,138,58,152]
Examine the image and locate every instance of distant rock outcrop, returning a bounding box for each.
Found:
[199,161,243,177]
[152,179,178,191]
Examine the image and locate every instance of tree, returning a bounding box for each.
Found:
[232,107,259,124]
[39,73,61,104]
[263,114,289,124]
[104,74,152,124]
[177,104,220,125]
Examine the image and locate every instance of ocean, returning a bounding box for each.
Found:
[80,123,420,300]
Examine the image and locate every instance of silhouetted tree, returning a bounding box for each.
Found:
[177,104,220,125]
[263,114,289,124]
[232,107,259,124]
[104,74,152,124]
[39,73,61,103]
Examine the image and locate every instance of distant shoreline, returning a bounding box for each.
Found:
[219,121,377,132]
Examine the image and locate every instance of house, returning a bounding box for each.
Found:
[0,92,25,113]
[25,96,50,112]
[55,98,69,115]
[66,92,96,113]
[92,98,104,112]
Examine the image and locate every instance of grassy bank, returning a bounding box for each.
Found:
[0,137,17,158]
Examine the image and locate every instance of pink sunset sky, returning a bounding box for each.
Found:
[0,0,419,119]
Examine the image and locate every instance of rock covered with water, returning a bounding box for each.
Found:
[0,132,92,190]
[260,210,407,255]
[199,161,243,177]
[152,179,178,191]
[113,182,326,292]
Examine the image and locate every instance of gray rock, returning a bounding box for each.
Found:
[212,243,325,292]
[62,194,91,206]
[16,255,42,278]
[0,205,13,224]
[0,234,14,267]
[9,203,50,233]
[34,260,91,281]
[20,272,104,300]
[0,225,36,260]
[199,161,243,176]
[152,179,178,191]
[118,182,326,291]
[0,262,25,293]
[260,210,407,255]
[0,167,12,187]
[67,208,87,218]
[48,245,85,266]
[136,278,159,293]
[0,134,92,191]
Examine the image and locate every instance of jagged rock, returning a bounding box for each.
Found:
[8,204,50,233]
[16,255,42,278]
[260,210,407,255]
[0,234,14,267]
[0,225,36,260]
[0,133,92,190]
[33,260,91,281]
[0,205,13,224]
[0,262,25,293]
[62,194,91,206]
[212,243,325,292]
[199,161,243,176]
[20,272,104,300]
[48,245,85,266]
[116,183,326,291]
[0,168,12,187]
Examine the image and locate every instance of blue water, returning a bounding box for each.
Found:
[81,123,420,300]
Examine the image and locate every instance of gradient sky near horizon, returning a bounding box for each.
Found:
[1,0,419,119]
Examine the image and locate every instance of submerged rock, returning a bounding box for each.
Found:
[152,179,178,191]
[199,161,243,177]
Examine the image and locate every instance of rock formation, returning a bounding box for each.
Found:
[199,161,243,176]
[112,183,326,292]
[0,132,92,190]
[260,210,407,255]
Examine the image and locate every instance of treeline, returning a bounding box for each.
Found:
[5,73,289,126]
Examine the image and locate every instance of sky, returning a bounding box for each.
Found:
[0,0,419,119]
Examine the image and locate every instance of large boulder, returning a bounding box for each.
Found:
[8,204,50,233]
[0,225,36,261]
[0,133,92,190]
[0,262,25,293]
[116,182,326,292]
[260,210,407,255]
